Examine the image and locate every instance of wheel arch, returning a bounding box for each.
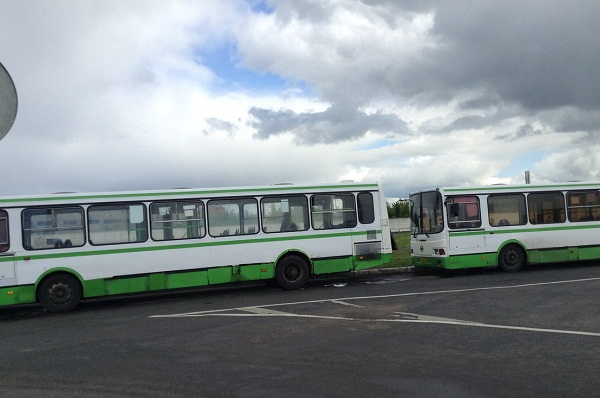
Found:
[275,249,313,274]
[35,268,84,301]
[496,240,528,272]
[497,239,528,262]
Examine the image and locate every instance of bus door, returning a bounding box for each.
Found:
[0,254,15,281]
[0,210,15,283]
[446,196,485,253]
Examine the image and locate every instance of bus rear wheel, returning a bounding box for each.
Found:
[498,244,526,272]
[276,255,309,290]
[38,273,82,313]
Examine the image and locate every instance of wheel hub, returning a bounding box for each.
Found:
[49,283,72,304]
[286,266,300,280]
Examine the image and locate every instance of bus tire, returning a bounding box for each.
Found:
[498,244,526,272]
[276,255,309,290]
[38,273,82,313]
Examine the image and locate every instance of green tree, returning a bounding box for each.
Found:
[386,202,396,218]
[398,201,409,217]
[387,200,409,218]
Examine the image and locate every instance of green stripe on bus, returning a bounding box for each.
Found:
[82,262,278,298]
[414,243,600,270]
[413,252,494,269]
[3,230,382,262]
[448,223,600,237]
[0,285,35,306]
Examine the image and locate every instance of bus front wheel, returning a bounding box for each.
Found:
[276,255,309,290]
[38,273,82,313]
[498,244,526,272]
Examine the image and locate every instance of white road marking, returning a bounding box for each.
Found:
[240,306,294,315]
[330,300,364,308]
[152,276,600,317]
[393,312,483,325]
[387,312,600,337]
[174,311,356,321]
[150,277,600,337]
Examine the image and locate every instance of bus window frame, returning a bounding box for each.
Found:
[207,197,259,237]
[0,210,9,252]
[260,195,309,234]
[566,190,600,223]
[87,203,149,246]
[527,191,566,225]
[357,192,375,225]
[149,200,206,241]
[310,193,357,230]
[22,206,86,250]
[487,193,528,227]
[446,195,482,229]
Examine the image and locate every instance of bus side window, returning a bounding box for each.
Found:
[488,194,527,227]
[357,192,375,224]
[22,207,85,250]
[311,194,357,230]
[0,210,8,252]
[150,201,205,241]
[446,196,481,229]
[207,198,258,237]
[88,204,148,245]
[528,192,565,224]
[261,196,309,234]
[567,191,600,222]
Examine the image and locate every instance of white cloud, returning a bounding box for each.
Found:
[236,1,437,103]
[534,144,600,183]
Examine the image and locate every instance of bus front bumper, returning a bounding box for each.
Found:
[412,256,445,269]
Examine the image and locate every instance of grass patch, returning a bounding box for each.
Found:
[379,231,412,268]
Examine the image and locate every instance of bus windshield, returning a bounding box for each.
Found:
[410,191,444,235]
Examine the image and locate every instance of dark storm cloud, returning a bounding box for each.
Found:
[495,123,544,142]
[440,115,488,133]
[391,1,600,111]
[247,1,600,144]
[548,108,600,134]
[249,105,409,144]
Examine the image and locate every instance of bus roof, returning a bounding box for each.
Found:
[410,181,600,196]
[0,181,381,207]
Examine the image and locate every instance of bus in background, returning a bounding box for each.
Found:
[0,182,393,312]
[409,182,600,272]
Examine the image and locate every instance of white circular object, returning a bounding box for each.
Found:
[0,62,18,141]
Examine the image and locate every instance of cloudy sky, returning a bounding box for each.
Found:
[1,0,600,199]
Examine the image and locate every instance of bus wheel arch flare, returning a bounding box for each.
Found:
[0,182,393,312]
[498,242,527,272]
[409,182,600,273]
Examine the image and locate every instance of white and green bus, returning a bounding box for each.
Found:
[0,182,393,312]
[409,182,600,272]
